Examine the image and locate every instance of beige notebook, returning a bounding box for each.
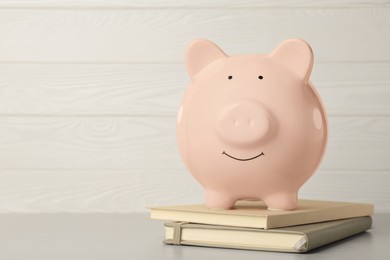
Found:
[150,199,373,229]
[164,216,372,253]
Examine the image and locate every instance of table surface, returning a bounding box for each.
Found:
[0,213,388,260]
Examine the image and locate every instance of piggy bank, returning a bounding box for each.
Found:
[176,39,327,210]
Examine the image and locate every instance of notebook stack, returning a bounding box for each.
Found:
[150,200,373,253]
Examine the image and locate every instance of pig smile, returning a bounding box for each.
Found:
[222,151,264,161]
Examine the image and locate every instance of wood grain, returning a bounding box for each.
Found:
[0,116,182,170]
[0,170,202,212]
[300,170,389,212]
[1,0,389,8]
[0,8,389,62]
[0,116,388,170]
[0,169,386,213]
[0,0,388,213]
[0,63,389,116]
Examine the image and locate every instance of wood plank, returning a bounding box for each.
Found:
[0,63,187,116]
[0,169,387,213]
[0,116,388,170]
[0,0,388,8]
[0,63,388,116]
[300,170,389,212]
[0,8,389,62]
[0,116,183,170]
[323,116,390,171]
[312,63,390,116]
[0,170,203,212]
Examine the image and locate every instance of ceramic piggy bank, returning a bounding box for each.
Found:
[176,39,327,210]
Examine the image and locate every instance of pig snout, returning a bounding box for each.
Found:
[215,100,272,147]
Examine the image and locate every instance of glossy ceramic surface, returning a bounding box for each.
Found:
[176,39,328,210]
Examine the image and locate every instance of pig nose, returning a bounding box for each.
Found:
[215,100,272,147]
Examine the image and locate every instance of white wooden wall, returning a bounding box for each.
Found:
[0,0,389,213]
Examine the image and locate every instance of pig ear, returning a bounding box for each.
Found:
[270,39,313,82]
[185,39,227,79]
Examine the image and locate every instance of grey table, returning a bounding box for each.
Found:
[0,213,387,260]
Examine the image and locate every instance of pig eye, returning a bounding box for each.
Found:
[228,75,233,80]
[258,75,263,80]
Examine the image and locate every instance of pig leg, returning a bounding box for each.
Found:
[204,190,236,210]
[262,192,298,211]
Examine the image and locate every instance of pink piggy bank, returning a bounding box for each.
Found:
[176,39,327,210]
